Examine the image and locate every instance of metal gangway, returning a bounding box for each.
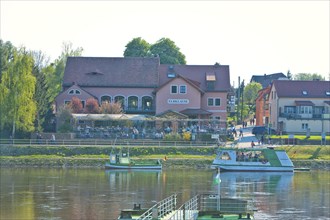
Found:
[135,194,177,220]
[165,194,254,220]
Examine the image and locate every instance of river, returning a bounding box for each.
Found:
[0,168,329,220]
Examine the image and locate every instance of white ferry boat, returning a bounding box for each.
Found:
[211,147,294,172]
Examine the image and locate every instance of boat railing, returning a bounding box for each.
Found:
[165,194,254,220]
[136,194,177,220]
[166,194,199,220]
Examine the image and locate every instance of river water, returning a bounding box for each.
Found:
[0,168,329,220]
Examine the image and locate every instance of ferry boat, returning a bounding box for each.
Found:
[105,150,162,170]
[211,147,294,172]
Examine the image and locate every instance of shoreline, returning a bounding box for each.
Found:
[0,157,329,170]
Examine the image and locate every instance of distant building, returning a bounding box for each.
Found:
[268,80,330,134]
[250,73,287,88]
[255,85,271,126]
[55,57,231,130]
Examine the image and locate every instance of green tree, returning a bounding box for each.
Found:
[124,37,151,57]
[150,38,186,64]
[31,50,52,132]
[0,47,36,138]
[124,37,186,64]
[243,82,262,115]
[56,104,72,133]
[294,73,325,81]
[45,42,83,104]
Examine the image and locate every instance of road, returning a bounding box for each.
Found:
[231,125,263,148]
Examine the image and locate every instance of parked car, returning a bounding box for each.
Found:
[252,126,276,135]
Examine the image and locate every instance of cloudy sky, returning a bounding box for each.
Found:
[1,1,329,85]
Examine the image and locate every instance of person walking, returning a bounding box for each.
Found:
[251,140,255,148]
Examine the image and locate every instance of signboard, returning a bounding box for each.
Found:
[167,99,189,104]
[211,134,219,139]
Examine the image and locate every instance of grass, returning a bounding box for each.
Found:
[270,135,330,141]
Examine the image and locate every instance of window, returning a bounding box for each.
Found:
[68,89,80,95]
[302,123,308,130]
[167,73,175,78]
[208,98,221,106]
[128,96,138,110]
[208,98,214,106]
[101,96,111,103]
[171,85,178,94]
[298,106,312,114]
[215,98,221,106]
[284,106,296,114]
[179,85,186,94]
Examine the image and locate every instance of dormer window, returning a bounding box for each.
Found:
[167,73,176,78]
[302,91,308,95]
[326,91,330,96]
[68,89,81,95]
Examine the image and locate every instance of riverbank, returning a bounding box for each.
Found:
[0,157,329,170]
[0,145,329,170]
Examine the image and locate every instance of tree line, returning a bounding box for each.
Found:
[0,37,326,138]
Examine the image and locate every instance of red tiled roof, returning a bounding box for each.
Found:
[158,64,231,92]
[63,57,159,88]
[272,80,330,98]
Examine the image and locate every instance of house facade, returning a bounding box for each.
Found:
[268,80,330,134]
[55,57,231,130]
[255,85,271,126]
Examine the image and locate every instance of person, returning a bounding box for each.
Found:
[239,127,243,138]
[261,135,264,145]
[251,140,255,148]
[51,134,56,144]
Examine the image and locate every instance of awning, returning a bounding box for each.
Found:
[180,108,212,116]
[295,101,315,106]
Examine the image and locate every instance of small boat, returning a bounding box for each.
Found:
[211,147,294,172]
[105,149,162,170]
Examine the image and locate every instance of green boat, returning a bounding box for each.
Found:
[105,149,162,170]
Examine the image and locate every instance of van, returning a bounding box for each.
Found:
[252,126,276,135]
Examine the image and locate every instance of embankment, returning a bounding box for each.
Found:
[0,145,329,170]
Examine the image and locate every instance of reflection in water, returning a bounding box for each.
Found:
[0,168,329,220]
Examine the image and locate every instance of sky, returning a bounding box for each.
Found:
[1,1,329,86]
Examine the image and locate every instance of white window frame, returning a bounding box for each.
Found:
[179,85,187,94]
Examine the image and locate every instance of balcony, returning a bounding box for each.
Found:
[279,113,328,120]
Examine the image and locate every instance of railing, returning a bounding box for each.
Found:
[0,139,217,147]
[167,195,199,220]
[279,113,329,120]
[136,194,177,220]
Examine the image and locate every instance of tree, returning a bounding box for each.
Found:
[85,98,100,113]
[100,101,123,114]
[124,37,186,64]
[0,46,36,138]
[294,73,325,81]
[286,70,292,80]
[32,50,52,132]
[0,40,15,81]
[56,104,72,133]
[150,38,186,64]
[70,96,83,113]
[124,37,151,57]
[243,82,263,115]
[45,42,83,104]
